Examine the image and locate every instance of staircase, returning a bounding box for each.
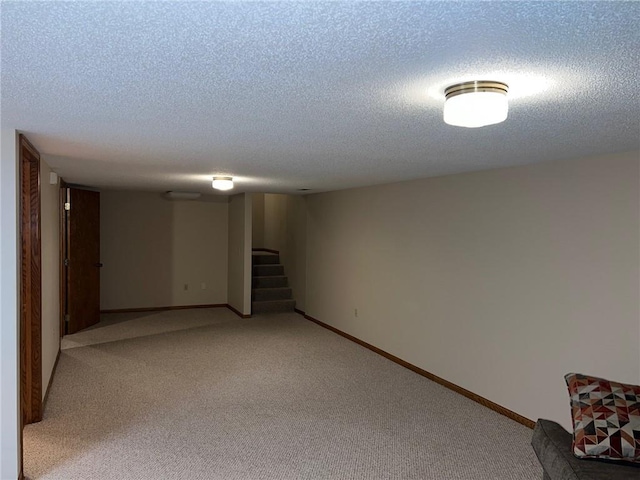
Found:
[251,251,296,314]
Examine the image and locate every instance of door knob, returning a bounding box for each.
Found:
[95,263,103,267]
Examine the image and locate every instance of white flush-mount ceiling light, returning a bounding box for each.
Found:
[212,176,234,191]
[443,81,509,128]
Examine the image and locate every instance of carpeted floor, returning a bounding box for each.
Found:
[24,309,542,479]
[60,307,240,350]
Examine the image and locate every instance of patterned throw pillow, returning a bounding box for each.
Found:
[565,373,640,463]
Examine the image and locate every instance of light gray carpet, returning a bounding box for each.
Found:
[24,309,542,479]
[61,307,238,350]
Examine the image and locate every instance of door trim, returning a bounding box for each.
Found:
[19,133,43,427]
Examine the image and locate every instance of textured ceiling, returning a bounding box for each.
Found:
[2,1,639,194]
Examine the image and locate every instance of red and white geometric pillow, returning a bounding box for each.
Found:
[565,373,640,463]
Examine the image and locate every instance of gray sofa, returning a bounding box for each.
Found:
[531,419,640,479]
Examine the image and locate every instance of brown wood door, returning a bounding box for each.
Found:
[66,188,101,334]
[19,134,42,425]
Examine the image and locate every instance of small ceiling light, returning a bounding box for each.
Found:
[212,176,234,191]
[443,81,509,128]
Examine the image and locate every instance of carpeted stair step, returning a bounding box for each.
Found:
[252,287,292,302]
[253,264,284,276]
[252,254,280,265]
[252,276,288,288]
[252,299,296,314]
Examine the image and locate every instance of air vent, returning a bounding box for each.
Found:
[163,191,202,200]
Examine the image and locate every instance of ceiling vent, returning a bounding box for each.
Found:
[163,191,202,200]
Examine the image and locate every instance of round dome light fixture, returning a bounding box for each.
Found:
[212,176,234,191]
[443,81,509,128]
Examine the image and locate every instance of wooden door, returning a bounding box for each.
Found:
[19,134,42,425]
[66,188,101,334]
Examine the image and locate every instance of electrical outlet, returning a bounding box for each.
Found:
[354,308,358,317]
[184,284,188,291]
[201,283,206,290]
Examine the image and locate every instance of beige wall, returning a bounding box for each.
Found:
[263,194,307,310]
[171,200,229,306]
[305,151,640,431]
[0,128,20,479]
[101,192,229,310]
[263,194,285,251]
[252,193,265,248]
[40,160,60,399]
[227,193,252,314]
[288,196,307,311]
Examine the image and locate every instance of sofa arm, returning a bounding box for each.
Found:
[531,419,640,480]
